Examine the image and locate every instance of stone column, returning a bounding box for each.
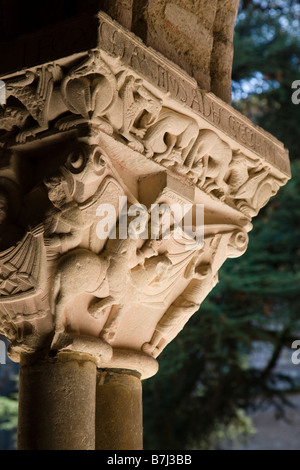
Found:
[0,8,290,451]
[94,349,158,450]
[18,351,97,450]
[96,369,143,450]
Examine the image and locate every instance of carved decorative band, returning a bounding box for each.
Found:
[98,12,290,177]
[0,10,291,363]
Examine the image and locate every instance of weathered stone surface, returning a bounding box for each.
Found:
[0,15,290,374]
[18,352,97,450]
[96,370,143,450]
[0,6,291,451]
[0,1,239,103]
[210,0,240,103]
[97,13,290,177]
[101,0,134,31]
[144,0,239,102]
[146,0,217,92]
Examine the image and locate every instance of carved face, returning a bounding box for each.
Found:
[60,145,108,202]
[44,175,69,208]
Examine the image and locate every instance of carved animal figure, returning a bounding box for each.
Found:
[58,50,117,135]
[184,129,233,200]
[50,248,110,348]
[98,251,172,341]
[0,107,29,132]
[143,108,199,164]
[107,76,162,152]
[226,152,284,216]
[4,65,67,143]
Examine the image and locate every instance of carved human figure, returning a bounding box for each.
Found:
[42,155,124,348]
[87,210,154,330]
[142,261,218,358]
[43,174,83,254]
[87,236,138,318]
[141,225,249,358]
[43,143,112,253]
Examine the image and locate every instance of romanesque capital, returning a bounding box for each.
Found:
[0,13,290,378]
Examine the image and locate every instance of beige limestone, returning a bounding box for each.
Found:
[0,1,241,103]
[0,13,290,371]
[144,0,239,102]
[0,8,290,450]
[210,0,240,103]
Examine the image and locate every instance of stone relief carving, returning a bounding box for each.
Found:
[143,108,199,164]
[0,51,288,214]
[0,139,126,354]
[0,33,289,364]
[58,50,117,134]
[107,74,162,152]
[0,139,265,359]
[142,262,218,358]
[184,129,232,200]
[3,65,66,143]
[0,224,46,300]
[0,223,50,355]
[142,226,249,358]
[98,246,173,342]
[98,12,290,177]
[226,151,289,217]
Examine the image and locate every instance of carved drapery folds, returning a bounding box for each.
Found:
[0,13,290,377]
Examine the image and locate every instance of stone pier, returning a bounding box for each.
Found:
[0,2,290,450]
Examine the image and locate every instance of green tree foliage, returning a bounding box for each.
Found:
[233,1,300,158]
[0,394,18,431]
[143,0,300,450]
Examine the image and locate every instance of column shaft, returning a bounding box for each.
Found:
[17,352,97,450]
[95,369,143,450]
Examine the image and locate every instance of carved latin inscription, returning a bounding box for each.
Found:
[98,12,290,177]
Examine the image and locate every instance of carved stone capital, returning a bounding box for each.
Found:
[0,13,290,376]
